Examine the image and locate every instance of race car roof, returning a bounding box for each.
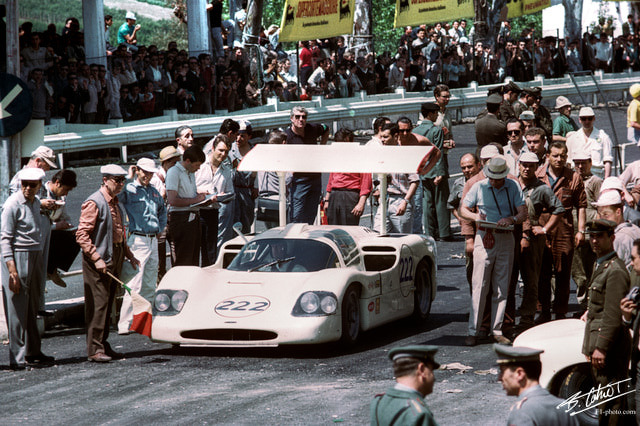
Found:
[237,143,437,175]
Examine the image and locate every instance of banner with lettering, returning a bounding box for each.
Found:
[279,0,356,42]
[394,0,474,28]
[506,0,551,19]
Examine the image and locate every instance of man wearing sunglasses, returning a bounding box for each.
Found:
[76,165,140,363]
[503,119,528,177]
[566,107,613,179]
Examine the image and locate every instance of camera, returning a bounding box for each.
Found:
[626,286,640,304]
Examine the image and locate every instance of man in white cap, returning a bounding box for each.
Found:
[571,150,602,309]
[1,167,55,369]
[552,96,578,142]
[76,164,139,362]
[117,12,141,52]
[566,107,613,179]
[460,155,527,346]
[117,158,166,335]
[600,176,640,224]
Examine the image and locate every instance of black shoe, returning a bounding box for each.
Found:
[25,353,55,365]
[464,336,477,346]
[437,236,456,242]
[37,310,55,317]
[10,364,27,371]
[105,349,125,360]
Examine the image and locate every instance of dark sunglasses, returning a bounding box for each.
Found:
[507,130,521,135]
[21,181,40,188]
[294,114,307,119]
[399,129,411,134]
[109,176,126,183]
[580,116,594,121]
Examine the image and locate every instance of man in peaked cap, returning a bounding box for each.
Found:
[581,219,633,425]
[499,81,521,122]
[494,344,577,425]
[370,346,440,426]
[76,164,139,362]
[475,93,507,147]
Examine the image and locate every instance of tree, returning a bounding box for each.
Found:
[352,0,372,54]
[562,0,583,43]
[473,0,508,45]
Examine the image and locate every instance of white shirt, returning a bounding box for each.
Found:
[566,127,613,177]
[195,159,234,209]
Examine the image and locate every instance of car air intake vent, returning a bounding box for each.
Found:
[180,329,278,341]
[361,246,396,252]
[225,245,245,251]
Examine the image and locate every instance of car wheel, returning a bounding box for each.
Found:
[412,260,432,322]
[340,286,360,345]
[558,364,598,426]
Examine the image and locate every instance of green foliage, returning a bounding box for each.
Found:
[510,12,543,40]
[372,0,403,54]
[19,0,187,51]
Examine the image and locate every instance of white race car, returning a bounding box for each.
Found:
[151,223,437,347]
[514,319,599,425]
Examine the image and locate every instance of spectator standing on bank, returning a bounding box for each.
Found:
[76,165,139,363]
[117,12,141,53]
[1,168,54,370]
[552,96,578,143]
[207,0,225,59]
[324,128,372,225]
[285,106,330,224]
[117,158,166,335]
[166,145,208,266]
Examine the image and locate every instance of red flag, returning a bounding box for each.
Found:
[129,291,153,337]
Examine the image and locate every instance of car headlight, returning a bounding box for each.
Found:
[154,290,189,316]
[292,291,337,316]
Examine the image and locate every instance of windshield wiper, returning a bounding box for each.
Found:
[248,256,296,272]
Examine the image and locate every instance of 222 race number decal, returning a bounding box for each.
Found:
[399,257,413,283]
[215,295,271,318]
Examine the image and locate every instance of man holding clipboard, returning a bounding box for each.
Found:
[460,156,527,346]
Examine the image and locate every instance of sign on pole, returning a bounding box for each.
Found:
[0,73,33,137]
[394,0,474,28]
[506,0,551,19]
[279,0,356,42]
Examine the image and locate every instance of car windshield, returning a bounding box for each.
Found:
[227,238,340,272]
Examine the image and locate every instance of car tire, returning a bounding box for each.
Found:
[412,259,432,322]
[558,364,598,426]
[340,285,360,345]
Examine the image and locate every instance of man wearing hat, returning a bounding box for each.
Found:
[552,96,578,142]
[370,346,439,426]
[516,152,565,332]
[415,102,451,241]
[460,155,527,345]
[1,168,55,369]
[627,83,640,146]
[571,150,602,310]
[512,88,535,120]
[494,344,577,425]
[566,107,613,179]
[475,93,507,147]
[499,81,521,122]
[229,119,257,234]
[117,12,140,52]
[150,146,181,280]
[582,219,631,425]
[76,164,140,362]
[117,158,167,335]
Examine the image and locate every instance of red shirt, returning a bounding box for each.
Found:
[300,47,312,68]
[326,173,372,197]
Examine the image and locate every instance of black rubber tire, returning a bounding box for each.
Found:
[558,364,599,426]
[340,285,361,345]
[412,260,433,322]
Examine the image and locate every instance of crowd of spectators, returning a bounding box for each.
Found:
[15,10,640,127]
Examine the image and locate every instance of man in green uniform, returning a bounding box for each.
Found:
[582,219,632,426]
[370,345,439,426]
[494,344,578,425]
[416,102,451,240]
[552,96,579,142]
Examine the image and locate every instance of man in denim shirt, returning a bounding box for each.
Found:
[117,158,167,334]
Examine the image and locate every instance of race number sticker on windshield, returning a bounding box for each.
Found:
[399,257,413,283]
[215,296,271,318]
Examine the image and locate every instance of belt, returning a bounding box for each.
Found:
[478,226,512,234]
[332,188,359,193]
[132,231,156,238]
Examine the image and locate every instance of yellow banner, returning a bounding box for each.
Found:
[506,0,551,19]
[279,0,356,42]
[394,0,474,28]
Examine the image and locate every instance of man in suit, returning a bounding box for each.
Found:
[475,93,507,147]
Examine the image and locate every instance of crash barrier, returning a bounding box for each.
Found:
[43,70,640,168]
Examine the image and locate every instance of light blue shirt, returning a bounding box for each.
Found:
[119,179,167,235]
[166,162,198,213]
[463,178,525,223]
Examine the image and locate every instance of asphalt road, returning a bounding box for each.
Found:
[0,107,636,425]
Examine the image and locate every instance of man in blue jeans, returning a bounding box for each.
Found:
[285,106,330,224]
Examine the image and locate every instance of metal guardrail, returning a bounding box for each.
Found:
[43,70,640,167]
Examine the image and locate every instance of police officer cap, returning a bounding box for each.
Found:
[584,219,616,235]
[504,81,521,94]
[421,102,439,114]
[388,345,440,369]
[487,93,502,105]
[519,152,539,164]
[17,167,46,182]
[524,87,541,97]
[100,164,128,176]
[494,344,543,364]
